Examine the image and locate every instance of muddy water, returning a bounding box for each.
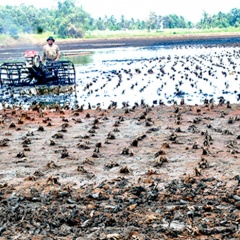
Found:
[75,44,240,108]
[1,43,240,109]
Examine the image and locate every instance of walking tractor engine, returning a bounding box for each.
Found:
[24,50,40,69]
[0,50,76,87]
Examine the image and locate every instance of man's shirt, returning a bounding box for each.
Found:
[43,44,60,61]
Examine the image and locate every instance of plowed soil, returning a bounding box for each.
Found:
[0,101,240,239]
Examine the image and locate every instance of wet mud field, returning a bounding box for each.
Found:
[0,35,240,239]
[2,34,240,108]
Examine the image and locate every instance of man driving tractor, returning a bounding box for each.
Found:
[42,36,60,62]
[0,36,75,87]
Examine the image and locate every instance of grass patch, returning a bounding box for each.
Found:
[0,32,56,47]
[84,28,240,39]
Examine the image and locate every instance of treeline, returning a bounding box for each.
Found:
[0,0,240,38]
[197,9,240,28]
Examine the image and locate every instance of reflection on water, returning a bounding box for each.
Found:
[64,46,168,66]
[64,54,93,66]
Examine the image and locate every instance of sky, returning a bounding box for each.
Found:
[0,0,240,23]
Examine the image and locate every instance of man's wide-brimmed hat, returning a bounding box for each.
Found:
[46,36,55,42]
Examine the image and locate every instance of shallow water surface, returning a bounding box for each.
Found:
[74,44,240,108]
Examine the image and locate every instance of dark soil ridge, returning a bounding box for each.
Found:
[1,33,240,60]
[61,34,240,50]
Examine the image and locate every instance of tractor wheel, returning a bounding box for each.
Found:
[0,62,35,87]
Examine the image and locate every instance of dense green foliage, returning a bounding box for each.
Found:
[0,0,240,38]
[196,9,240,29]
